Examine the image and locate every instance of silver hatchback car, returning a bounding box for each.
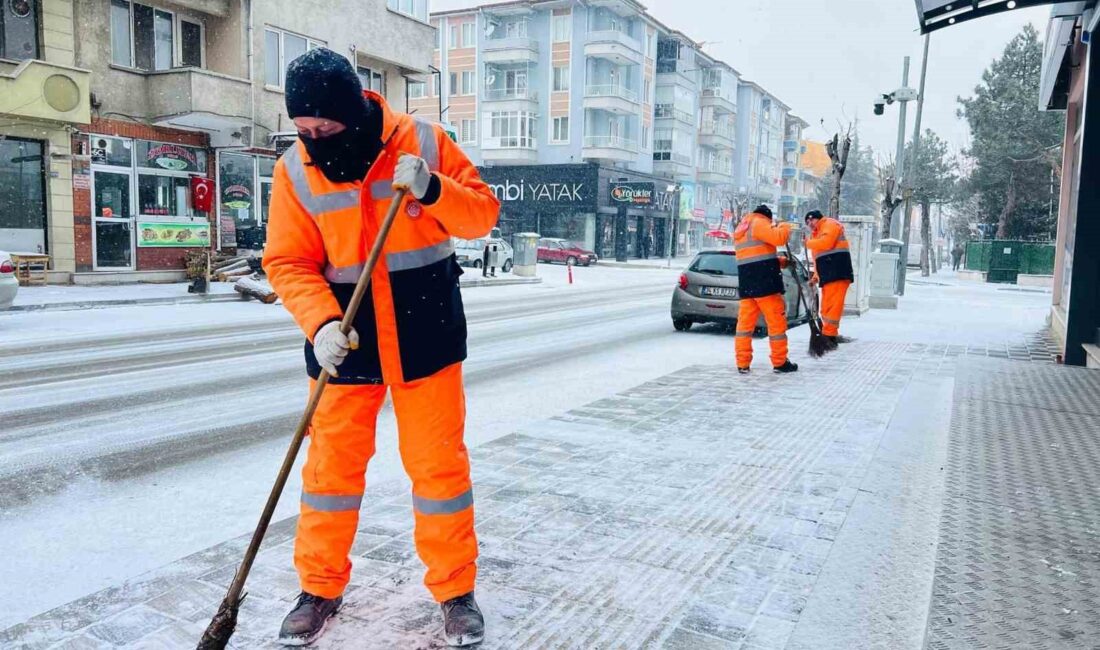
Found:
[670,249,813,331]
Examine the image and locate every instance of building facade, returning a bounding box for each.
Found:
[777,114,808,221]
[736,81,787,208]
[2,0,434,279]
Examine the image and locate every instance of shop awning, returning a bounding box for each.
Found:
[914,0,1078,33]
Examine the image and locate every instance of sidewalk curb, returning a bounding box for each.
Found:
[595,260,684,270]
[460,277,543,288]
[6,294,244,313]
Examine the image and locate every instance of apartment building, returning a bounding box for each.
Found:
[4,0,433,279]
[778,114,808,221]
[736,80,788,209]
[1,0,91,275]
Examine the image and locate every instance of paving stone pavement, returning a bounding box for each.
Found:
[2,340,1089,649]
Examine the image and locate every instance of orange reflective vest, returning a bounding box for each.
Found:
[263,91,500,384]
[805,217,854,285]
[734,212,791,298]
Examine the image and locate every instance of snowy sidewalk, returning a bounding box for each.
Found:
[7,335,1090,649]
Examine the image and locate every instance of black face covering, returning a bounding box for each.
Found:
[300,100,383,184]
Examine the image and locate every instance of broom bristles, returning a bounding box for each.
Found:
[196,595,244,650]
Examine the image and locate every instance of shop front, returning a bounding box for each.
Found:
[0,137,47,255]
[84,132,212,271]
[478,163,600,249]
[217,151,276,251]
[597,173,678,262]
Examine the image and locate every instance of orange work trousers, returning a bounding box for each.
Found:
[820,280,851,336]
[294,362,477,603]
[735,293,789,368]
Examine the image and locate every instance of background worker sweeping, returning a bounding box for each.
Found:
[263,48,499,647]
[733,205,798,374]
[803,210,855,345]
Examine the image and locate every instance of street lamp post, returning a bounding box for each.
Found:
[666,183,681,268]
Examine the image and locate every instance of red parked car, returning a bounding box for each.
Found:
[537,238,598,266]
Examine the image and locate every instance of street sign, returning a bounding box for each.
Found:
[609,182,656,206]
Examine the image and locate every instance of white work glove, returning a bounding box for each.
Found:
[313,321,359,377]
[393,153,432,200]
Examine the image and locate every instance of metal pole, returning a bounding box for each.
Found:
[889,56,911,240]
[898,34,930,296]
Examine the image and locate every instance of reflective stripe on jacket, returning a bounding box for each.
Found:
[733,212,791,298]
[806,217,854,285]
[263,90,500,384]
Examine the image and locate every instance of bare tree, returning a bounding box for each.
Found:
[825,127,853,218]
[877,159,903,239]
[722,189,752,226]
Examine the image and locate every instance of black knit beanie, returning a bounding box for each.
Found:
[285,47,370,127]
[754,204,773,219]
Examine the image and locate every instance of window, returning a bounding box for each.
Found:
[460,119,477,144]
[646,31,654,57]
[461,70,476,95]
[552,14,571,42]
[110,1,176,71]
[138,175,191,217]
[408,80,426,99]
[0,138,45,233]
[490,111,536,148]
[431,74,440,97]
[449,24,459,49]
[502,19,528,38]
[643,78,651,102]
[552,65,569,92]
[461,22,475,48]
[180,20,202,67]
[552,116,569,143]
[449,72,458,96]
[265,27,324,88]
[387,0,428,21]
[357,66,385,95]
[642,125,649,148]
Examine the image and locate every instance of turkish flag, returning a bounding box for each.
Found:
[191,176,214,213]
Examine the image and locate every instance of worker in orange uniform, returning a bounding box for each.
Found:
[804,210,854,345]
[733,205,798,374]
[263,48,499,648]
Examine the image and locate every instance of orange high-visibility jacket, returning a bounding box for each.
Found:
[734,212,791,298]
[805,217,854,285]
[263,91,500,385]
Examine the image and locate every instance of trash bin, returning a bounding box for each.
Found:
[512,232,540,277]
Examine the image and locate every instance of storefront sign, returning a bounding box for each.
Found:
[136,141,206,173]
[73,173,90,190]
[678,182,696,220]
[222,183,253,210]
[478,164,597,208]
[219,215,237,248]
[609,182,656,206]
[137,222,210,247]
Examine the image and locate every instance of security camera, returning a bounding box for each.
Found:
[873,99,886,116]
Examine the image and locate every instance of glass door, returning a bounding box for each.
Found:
[93,170,135,270]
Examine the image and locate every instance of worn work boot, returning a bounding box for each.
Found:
[737,367,751,375]
[441,592,485,647]
[773,360,799,374]
[278,592,342,646]
[830,335,854,344]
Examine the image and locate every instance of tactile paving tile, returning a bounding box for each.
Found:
[924,357,1100,649]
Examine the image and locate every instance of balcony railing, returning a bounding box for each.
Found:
[584,135,639,152]
[585,84,638,102]
[482,135,538,150]
[654,151,693,165]
[654,103,694,124]
[698,159,733,174]
[586,29,643,52]
[484,87,538,101]
[701,121,735,140]
[484,35,538,51]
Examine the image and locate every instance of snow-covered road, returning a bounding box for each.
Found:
[0,264,740,628]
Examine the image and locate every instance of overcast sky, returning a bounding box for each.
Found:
[429,0,1050,160]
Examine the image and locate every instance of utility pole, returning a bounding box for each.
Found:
[889,57,911,240]
[898,34,930,296]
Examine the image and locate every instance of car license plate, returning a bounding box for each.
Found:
[701,286,737,298]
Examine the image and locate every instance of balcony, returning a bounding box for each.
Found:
[653,152,695,180]
[654,103,695,126]
[585,30,644,66]
[701,87,737,114]
[0,59,91,124]
[697,159,734,184]
[483,37,539,64]
[482,135,538,163]
[782,166,798,178]
[783,139,800,152]
[147,67,251,133]
[583,134,638,163]
[482,87,538,111]
[656,65,697,89]
[583,84,639,114]
[699,121,735,150]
